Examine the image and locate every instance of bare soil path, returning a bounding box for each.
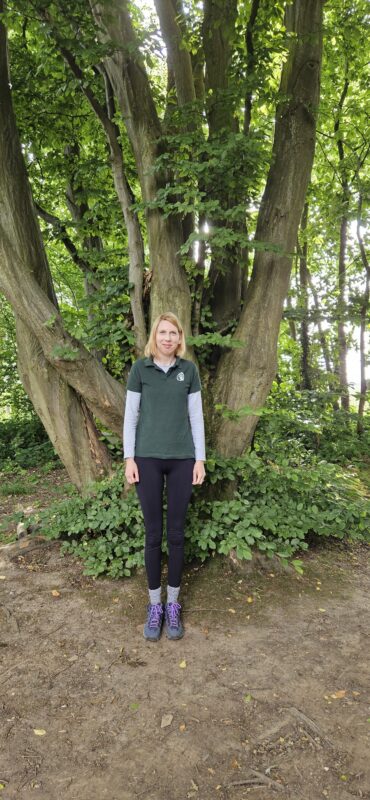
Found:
[0,530,369,800]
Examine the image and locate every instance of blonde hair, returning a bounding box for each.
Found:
[144,312,186,358]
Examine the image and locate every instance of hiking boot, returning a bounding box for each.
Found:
[143,603,164,641]
[164,602,184,640]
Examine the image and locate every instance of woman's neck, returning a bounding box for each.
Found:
[154,354,176,366]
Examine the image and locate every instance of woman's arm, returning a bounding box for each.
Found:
[188,391,206,484]
[123,390,141,483]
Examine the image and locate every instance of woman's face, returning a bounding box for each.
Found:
[155,320,181,359]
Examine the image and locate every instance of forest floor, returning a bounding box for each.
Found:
[0,467,369,800]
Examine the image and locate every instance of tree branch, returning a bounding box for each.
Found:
[243,0,260,136]
[154,0,196,107]
[35,201,100,289]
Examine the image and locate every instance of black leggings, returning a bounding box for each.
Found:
[135,457,194,589]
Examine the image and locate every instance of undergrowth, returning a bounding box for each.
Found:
[29,450,369,579]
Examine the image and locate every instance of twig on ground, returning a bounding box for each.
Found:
[228,768,285,791]
[285,706,334,747]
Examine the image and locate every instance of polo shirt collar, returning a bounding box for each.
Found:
[143,356,181,369]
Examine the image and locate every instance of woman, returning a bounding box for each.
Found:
[123,312,206,641]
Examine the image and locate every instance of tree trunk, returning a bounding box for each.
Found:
[0,11,120,489]
[306,271,333,377]
[298,203,312,389]
[336,213,350,410]
[334,73,350,411]
[356,197,370,435]
[89,0,192,333]
[213,0,324,455]
[202,0,243,328]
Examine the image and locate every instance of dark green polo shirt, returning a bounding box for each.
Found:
[127,357,201,459]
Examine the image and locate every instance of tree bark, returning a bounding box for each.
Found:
[213,0,324,455]
[0,11,122,488]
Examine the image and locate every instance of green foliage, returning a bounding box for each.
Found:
[0,418,59,470]
[51,343,80,361]
[256,384,370,464]
[32,467,145,579]
[29,449,369,579]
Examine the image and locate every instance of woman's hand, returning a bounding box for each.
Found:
[193,460,206,485]
[125,457,139,484]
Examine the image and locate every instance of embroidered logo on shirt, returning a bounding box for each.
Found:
[177,372,185,381]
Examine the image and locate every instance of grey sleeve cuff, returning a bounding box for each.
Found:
[123,390,141,458]
[187,391,206,461]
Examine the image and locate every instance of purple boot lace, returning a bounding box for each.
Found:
[166,602,181,628]
[148,603,163,629]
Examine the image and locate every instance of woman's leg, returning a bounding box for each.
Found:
[166,458,194,589]
[135,457,164,590]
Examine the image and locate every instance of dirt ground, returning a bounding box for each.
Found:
[0,530,369,800]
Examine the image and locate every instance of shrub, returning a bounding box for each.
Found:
[0,418,58,470]
[255,386,370,464]
[30,452,370,579]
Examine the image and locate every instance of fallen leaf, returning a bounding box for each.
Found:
[51,590,60,597]
[179,659,187,669]
[161,713,173,728]
[244,694,253,703]
[331,690,346,699]
[228,608,236,614]
[319,608,326,612]
[231,758,240,769]
[112,597,119,603]
[33,729,46,736]
[179,723,186,732]
[208,768,215,775]
[190,780,198,791]
[246,596,254,603]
